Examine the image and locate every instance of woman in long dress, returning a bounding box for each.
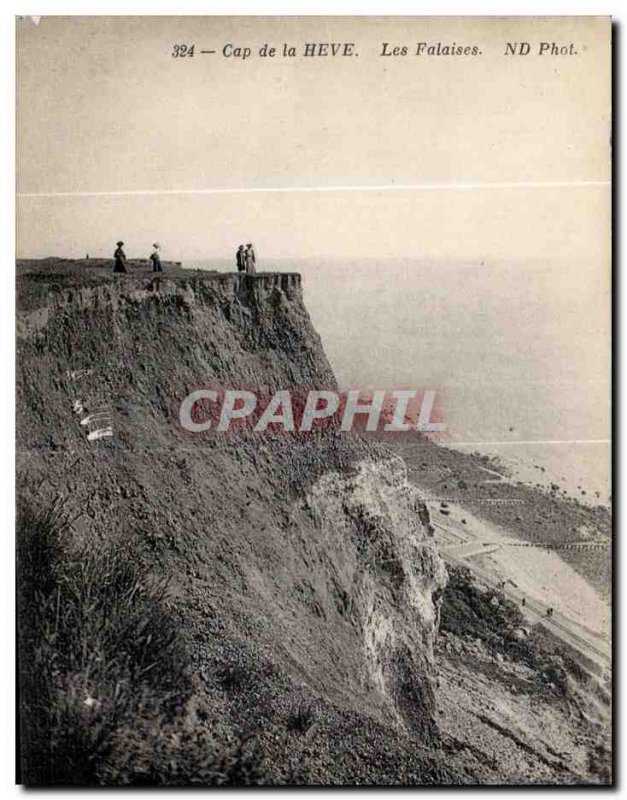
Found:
[244,243,256,274]
[149,243,163,273]
[113,241,127,273]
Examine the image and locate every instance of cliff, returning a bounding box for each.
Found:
[16,261,450,785]
[17,260,610,786]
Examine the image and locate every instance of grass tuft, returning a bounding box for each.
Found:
[17,496,265,785]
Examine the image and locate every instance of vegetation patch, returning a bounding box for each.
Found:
[17,497,264,785]
[439,566,587,696]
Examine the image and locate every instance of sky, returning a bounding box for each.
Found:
[16,15,610,261]
[15,15,612,497]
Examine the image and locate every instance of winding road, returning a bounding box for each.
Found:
[431,511,611,675]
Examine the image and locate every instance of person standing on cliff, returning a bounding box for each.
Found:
[236,244,246,272]
[245,243,256,274]
[113,241,127,273]
[150,243,163,273]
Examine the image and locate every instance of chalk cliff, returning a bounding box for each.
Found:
[17,262,450,784]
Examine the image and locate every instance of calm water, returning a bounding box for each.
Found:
[186,257,611,505]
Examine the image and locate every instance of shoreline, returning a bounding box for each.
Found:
[375,433,611,603]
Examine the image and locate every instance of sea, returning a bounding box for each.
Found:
[185,257,611,506]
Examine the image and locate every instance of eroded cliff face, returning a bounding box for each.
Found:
[17,265,448,782]
[305,459,446,733]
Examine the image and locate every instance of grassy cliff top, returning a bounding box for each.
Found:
[16,258,301,312]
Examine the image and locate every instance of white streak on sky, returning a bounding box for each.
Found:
[18,181,610,199]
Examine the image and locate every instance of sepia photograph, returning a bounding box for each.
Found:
[15,14,611,786]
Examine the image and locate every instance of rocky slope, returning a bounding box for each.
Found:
[16,259,610,785]
[17,260,449,784]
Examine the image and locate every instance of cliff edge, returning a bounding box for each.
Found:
[17,261,450,785]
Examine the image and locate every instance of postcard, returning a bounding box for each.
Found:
[16,15,611,786]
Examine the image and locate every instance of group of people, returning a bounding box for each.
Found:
[236,243,257,274]
[111,240,258,275]
[113,241,162,274]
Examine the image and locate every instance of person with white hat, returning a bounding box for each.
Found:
[149,243,163,273]
[244,243,256,274]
